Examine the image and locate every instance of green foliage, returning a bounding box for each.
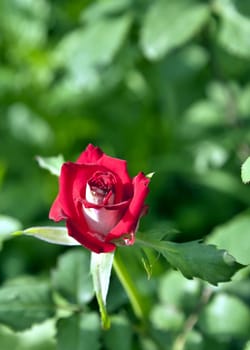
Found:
[52,249,94,306]
[141,0,209,60]
[158,270,201,312]
[150,303,185,331]
[241,157,250,184]
[36,155,65,177]
[0,215,22,249]
[1,0,250,348]
[199,293,250,338]
[103,315,132,350]
[0,321,56,350]
[54,14,131,94]
[208,211,250,265]
[0,281,54,331]
[57,313,100,350]
[150,269,250,349]
[215,0,250,59]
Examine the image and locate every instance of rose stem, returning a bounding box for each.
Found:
[113,249,148,321]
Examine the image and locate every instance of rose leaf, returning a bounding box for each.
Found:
[90,252,114,329]
[36,154,65,176]
[136,235,245,285]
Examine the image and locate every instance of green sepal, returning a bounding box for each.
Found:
[90,252,114,329]
[13,226,80,246]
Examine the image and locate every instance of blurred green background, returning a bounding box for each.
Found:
[0,0,250,349]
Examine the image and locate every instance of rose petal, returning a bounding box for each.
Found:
[82,205,123,235]
[78,145,133,198]
[49,195,67,222]
[106,172,150,243]
[85,183,115,205]
[82,199,130,210]
[97,154,133,203]
[98,154,130,181]
[66,219,116,253]
[57,162,107,219]
[76,144,103,164]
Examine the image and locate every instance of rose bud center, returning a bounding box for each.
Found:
[86,171,116,205]
[83,171,122,237]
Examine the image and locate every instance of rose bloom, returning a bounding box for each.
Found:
[49,144,150,253]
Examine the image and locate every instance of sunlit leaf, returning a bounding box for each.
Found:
[0,215,21,249]
[17,320,56,350]
[15,226,80,246]
[141,0,209,60]
[241,156,250,184]
[215,0,250,59]
[7,103,53,146]
[82,0,130,22]
[150,304,185,331]
[54,15,131,91]
[158,270,201,310]
[36,155,65,176]
[198,293,250,337]
[208,212,250,265]
[0,0,49,55]
[56,15,131,67]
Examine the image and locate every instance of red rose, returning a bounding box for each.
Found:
[49,144,150,253]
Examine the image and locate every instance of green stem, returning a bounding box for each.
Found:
[113,250,147,320]
[96,292,110,330]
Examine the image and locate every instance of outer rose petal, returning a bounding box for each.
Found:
[49,195,66,222]
[76,144,103,164]
[97,154,132,196]
[77,144,132,194]
[106,172,150,244]
[55,162,107,219]
[66,219,116,253]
